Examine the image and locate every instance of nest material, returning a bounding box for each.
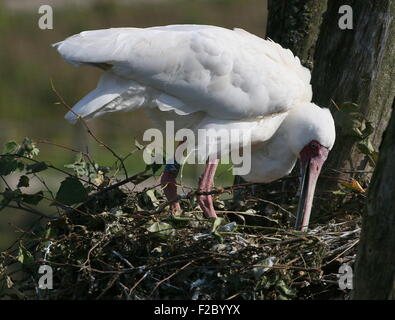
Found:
[0,179,363,300]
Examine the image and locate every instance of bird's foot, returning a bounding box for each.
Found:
[170,201,182,213]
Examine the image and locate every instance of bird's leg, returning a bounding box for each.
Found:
[197,159,219,218]
[161,162,181,213]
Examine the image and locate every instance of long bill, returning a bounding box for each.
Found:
[294,151,327,231]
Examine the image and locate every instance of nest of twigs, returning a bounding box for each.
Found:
[0,174,363,300]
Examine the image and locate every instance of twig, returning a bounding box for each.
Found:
[5,216,44,252]
[96,274,119,300]
[85,169,150,201]
[32,173,60,214]
[7,153,97,188]
[50,79,129,178]
[323,240,359,266]
[251,197,295,217]
[36,139,100,175]
[129,271,150,294]
[5,204,56,220]
[0,175,12,189]
[111,250,134,268]
[150,260,195,296]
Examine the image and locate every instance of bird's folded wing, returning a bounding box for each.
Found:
[54,25,312,121]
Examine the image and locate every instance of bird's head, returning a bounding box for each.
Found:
[285,103,336,231]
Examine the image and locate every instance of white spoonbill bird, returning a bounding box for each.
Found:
[54,25,336,231]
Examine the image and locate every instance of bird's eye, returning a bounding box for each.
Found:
[310,142,319,150]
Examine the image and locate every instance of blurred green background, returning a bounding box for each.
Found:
[0,0,267,250]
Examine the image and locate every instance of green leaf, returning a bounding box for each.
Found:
[65,153,100,179]
[55,177,88,206]
[1,188,22,207]
[17,242,34,268]
[3,141,19,154]
[332,190,346,196]
[19,138,39,158]
[361,121,374,139]
[334,102,364,138]
[210,217,226,232]
[357,140,374,156]
[146,221,175,237]
[17,175,29,188]
[277,280,296,297]
[212,231,224,243]
[65,153,87,176]
[26,162,48,173]
[0,156,18,175]
[146,190,159,207]
[338,102,360,113]
[22,191,43,205]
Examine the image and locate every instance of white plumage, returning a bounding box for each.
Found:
[54,25,311,121]
[54,24,336,230]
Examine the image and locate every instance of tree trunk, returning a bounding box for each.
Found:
[233,0,328,200]
[311,0,395,186]
[266,0,328,67]
[233,0,328,205]
[352,98,395,299]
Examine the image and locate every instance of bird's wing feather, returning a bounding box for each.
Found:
[64,71,191,123]
[64,71,144,122]
[55,25,312,121]
[193,111,289,162]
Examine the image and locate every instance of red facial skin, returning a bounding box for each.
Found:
[296,140,329,231]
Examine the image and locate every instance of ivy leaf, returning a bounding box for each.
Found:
[26,162,48,174]
[17,175,30,188]
[146,190,159,207]
[17,242,34,268]
[0,188,22,208]
[212,231,224,243]
[3,141,19,154]
[357,140,377,166]
[146,221,175,237]
[334,102,364,138]
[361,121,374,139]
[22,191,44,205]
[65,153,99,179]
[19,138,39,158]
[211,217,226,232]
[64,153,88,177]
[55,177,88,206]
[0,156,18,175]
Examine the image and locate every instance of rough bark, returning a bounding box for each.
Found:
[233,0,328,197]
[352,98,395,299]
[311,0,395,185]
[266,0,328,67]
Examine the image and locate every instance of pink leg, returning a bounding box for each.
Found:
[161,165,181,213]
[197,159,219,218]
[161,141,186,213]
